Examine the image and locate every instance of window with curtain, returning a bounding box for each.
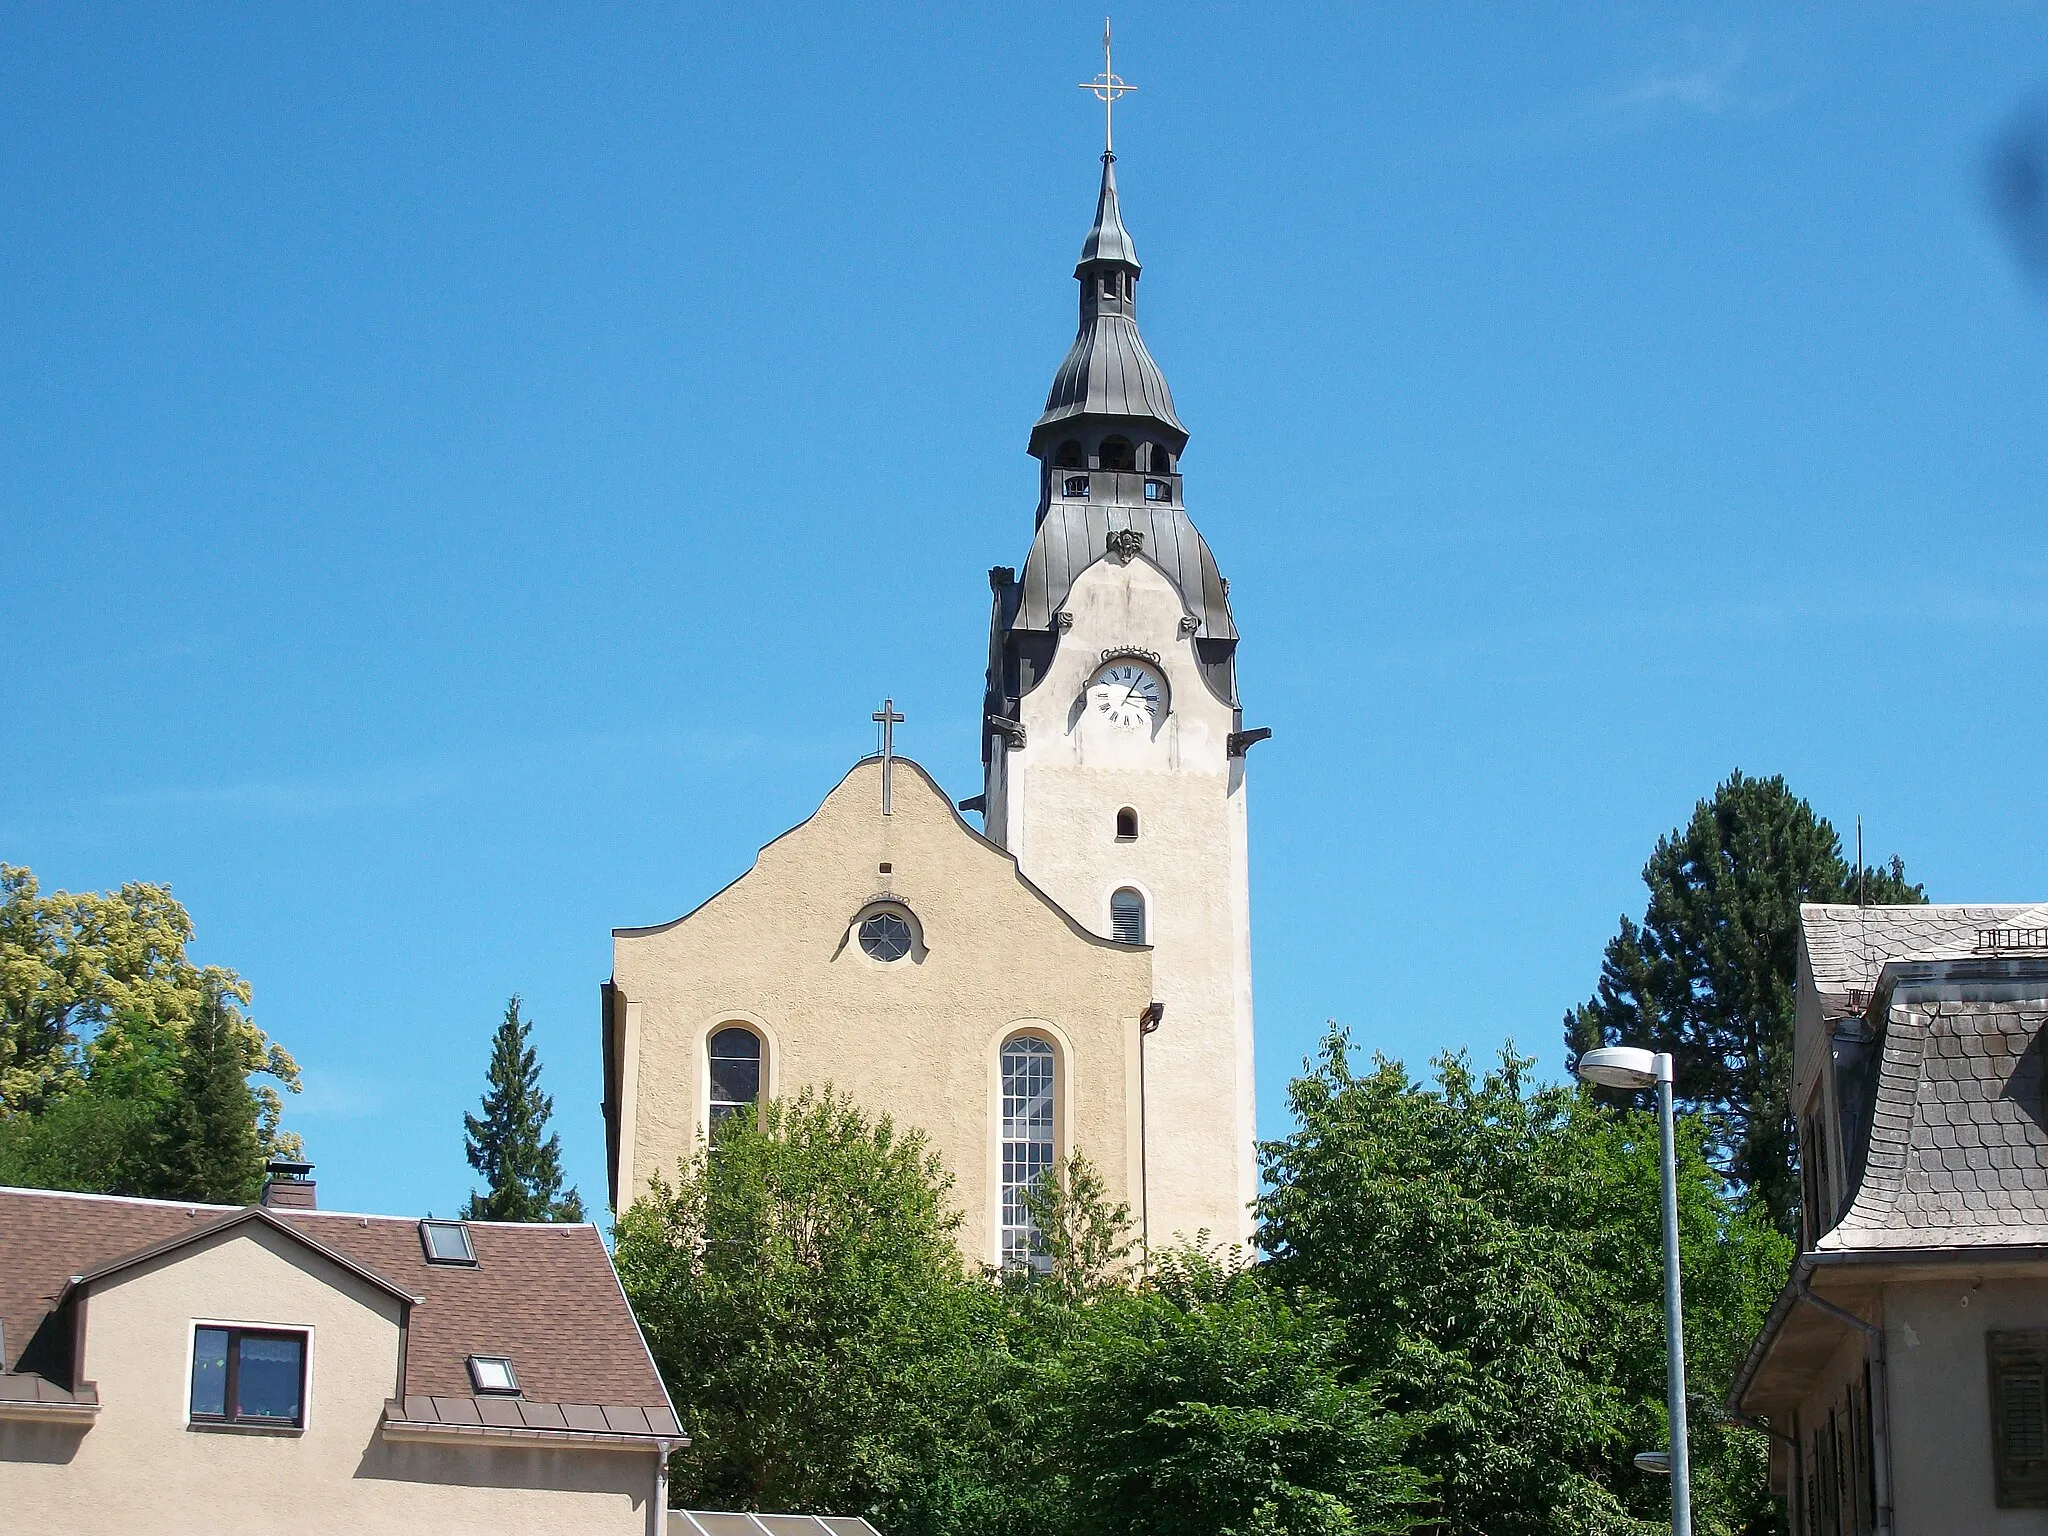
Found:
[708,1027,763,1126]
[1000,1035,1056,1270]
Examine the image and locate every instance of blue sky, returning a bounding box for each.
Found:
[5,5,2045,1220]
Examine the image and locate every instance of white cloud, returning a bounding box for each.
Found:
[1598,40,1793,121]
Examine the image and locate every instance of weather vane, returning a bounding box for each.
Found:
[1078,18,1136,155]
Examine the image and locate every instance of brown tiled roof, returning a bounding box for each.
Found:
[0,1187,675,1433]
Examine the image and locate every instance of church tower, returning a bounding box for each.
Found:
[980,149,1260,1248]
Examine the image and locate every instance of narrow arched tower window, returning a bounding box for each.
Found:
[1099,436,1135,472]
[708,1027,763,1125]
[1055,440,1085,469]
[1116,807,1138,841]
[1110,888,1146,944]
[1000,1035,1056,1269]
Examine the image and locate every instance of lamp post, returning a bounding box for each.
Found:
[1578,1046,1692,1536]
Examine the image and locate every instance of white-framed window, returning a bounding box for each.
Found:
[1001,1035,1057,1270]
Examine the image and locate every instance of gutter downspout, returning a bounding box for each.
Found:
[1795,1272,1894,1536]
[1138,1001,1164,1272]
[650,1440,671,1536]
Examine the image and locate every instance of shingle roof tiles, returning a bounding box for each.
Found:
[0,1189,673,1427]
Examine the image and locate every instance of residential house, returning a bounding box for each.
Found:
[0,1165,682,1534]
[1733,903,2048,1534]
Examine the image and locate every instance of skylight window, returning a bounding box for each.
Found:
[467,1355,519,1395]
[419,1219,476,1265]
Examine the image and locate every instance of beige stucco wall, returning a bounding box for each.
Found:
[0,1223,654,1535]
[613,757,1153,1268]
[997,553,1257,1249]
[1885,1277,2048,1534]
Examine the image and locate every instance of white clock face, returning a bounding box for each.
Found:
[1089,662,1164,730]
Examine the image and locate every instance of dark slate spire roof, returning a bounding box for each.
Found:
[1076,152,1140,270]
[1030,154,1185,454]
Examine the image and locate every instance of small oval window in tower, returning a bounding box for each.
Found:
[1055,440,1085,469]
[1099,437,1136,472]
[1116,807,1138,841]
[1110,887,1146,944]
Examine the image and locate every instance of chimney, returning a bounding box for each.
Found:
[260,1158,316,1211]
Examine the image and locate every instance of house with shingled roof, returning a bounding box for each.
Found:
[0,1166,681,1535]
[1733,903,2048,1534]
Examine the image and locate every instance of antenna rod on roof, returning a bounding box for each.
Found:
[1858,816,1865,908]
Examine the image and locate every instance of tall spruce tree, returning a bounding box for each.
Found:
[461,996,583,1222]
[1565,770,1924,1236]
[151,980,266,1204]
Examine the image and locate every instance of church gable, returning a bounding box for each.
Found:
[608,755,1154,1268]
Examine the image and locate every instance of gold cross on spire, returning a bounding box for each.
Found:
[1078,18,1136,155]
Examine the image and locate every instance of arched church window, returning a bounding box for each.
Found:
[1099,437,1136,472]
[708,1027,762,1125]
[1063,475,1090,499]
[1000,1035,1056,1270]
[1110,888,1146,944]
[859,909,913,962]
[1115,807,1138,841]
[1146,443,1173,473]
[1055,440,1085,469]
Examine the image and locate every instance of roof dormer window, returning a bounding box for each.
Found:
[420,1219,476,1266]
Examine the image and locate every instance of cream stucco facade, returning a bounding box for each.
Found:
[608,757,1155,1268]
[0,1220,658,1536]
[990,552,1257,1248]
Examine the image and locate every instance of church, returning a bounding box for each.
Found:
[600,139,1264,1269]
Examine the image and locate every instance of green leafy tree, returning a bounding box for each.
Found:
[150,979,266,1204]
[0,864,298,1139]
[614,1086,980,1521]
[1258,1032,1792,1536]
[461,996,583,1222]
[1564,771,1924,1232]
[1038,1254,1431,1536]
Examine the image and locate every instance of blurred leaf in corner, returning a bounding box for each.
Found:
[1991,95,2048,294]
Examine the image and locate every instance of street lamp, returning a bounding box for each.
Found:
[1578,1046,1692,1536]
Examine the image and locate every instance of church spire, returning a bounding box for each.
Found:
[1078,152,1139,271]
[1029,151,1185,461]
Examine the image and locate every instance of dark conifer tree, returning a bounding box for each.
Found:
[151,981,265,1205]
[1566,770,1924,1236]
[462,996,584,1222]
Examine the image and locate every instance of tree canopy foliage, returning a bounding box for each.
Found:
[1259,1034,1790,1536]
[460,996,583,1222]
[615,1088,1429,1536]
[1564,770,1923,1233]
[0,864,298,1201]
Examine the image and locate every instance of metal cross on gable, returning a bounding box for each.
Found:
[1078,18,1137,155]
[872,697,905,814]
